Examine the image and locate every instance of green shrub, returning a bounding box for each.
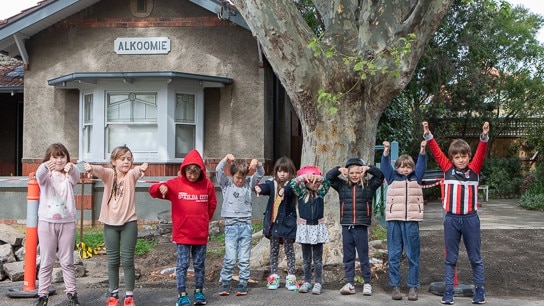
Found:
[482,158,524,198]
[75,228,156,256]
[519,192,544,211]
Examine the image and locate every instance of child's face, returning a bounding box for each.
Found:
[276,170,290,183]
[185,169,201,182]
[397,164,413,176]
[233,173,246,187]
[112,151,133,173]
[347,166,362,184]
[49,154,68,171]
[452,153,470,169]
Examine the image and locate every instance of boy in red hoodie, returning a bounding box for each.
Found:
[149,149,217,306]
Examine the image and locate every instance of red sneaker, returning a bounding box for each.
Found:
[106,297,119,306]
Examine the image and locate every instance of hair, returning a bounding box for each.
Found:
[184,164,203,180]
[42,143,70,163]
[394,154,415,169]
[273,157,296,184]
[448,139,472,159]
[230,159,250,177]
[108,145,133,204]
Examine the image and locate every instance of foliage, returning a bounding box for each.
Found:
[519,192,544,210]
[252,220,264,234]
[481,157,524,197]
[380,0,544,156]
[369,223,387,241]
[135,238,157,256]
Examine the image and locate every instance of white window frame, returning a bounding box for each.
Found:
[79,79,204,163]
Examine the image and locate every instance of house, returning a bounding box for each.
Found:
[0,0,302,177]
[0,0,302,224]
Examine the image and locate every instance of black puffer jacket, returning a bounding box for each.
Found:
[326,165,384,226]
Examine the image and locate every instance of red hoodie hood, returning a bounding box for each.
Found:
[179,149,206,182]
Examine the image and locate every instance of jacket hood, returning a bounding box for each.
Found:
[180,149,206,181]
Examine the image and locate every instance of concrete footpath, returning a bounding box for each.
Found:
[1,199,544,305]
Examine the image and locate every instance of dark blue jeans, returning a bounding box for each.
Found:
[176,244,207,294]
[301,243,323,284]
[443,213,485,288]
[342,225,371,284]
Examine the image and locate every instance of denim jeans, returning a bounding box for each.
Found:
[342,225,371,283]
[443,213,485,287]
[220,222,252,285]
[301,243,323,284]
[387,220,420,287]
[176,244,207,293]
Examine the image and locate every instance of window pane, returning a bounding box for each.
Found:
[107,93,157,122]
[83,125,92,154]
[175,125,195,158]
[175,93,195,123]
[84,94,93,123]
[107,124,158,156]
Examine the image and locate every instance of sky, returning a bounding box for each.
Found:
[0,0,543,40]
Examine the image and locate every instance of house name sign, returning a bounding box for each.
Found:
[114,37,171,55]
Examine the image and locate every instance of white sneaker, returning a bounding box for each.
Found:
[267,274,279,290]
[363,283,372,296]
[285,274,298,291]
[340,283,355,295]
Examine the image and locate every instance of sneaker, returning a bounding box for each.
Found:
[106,297,120,306]
[266,274,280,290]
[285,274,298,291]
[36,296,48,306]
[176,292,191,306]
[472,286,486,304]
[340,283,355,295]
[235,283,248,296]
[311,283,322,295]
[363,283,372,296]
[218,283,230,296]
[194,289,207,305]
[441,287,455,305]
[68,293,80,306]
[408,287,418,301]
[123,296,135,306]
[298,282,312,293]
[392,286,402,300]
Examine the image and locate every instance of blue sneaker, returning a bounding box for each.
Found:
[176,292,191,306]
[472,286,486,304]
[194,289,206,305]
[218,282,230,296]
[236,283,248,296]
[441,287,454,305]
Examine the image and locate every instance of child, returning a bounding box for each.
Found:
[84,145,148,306]
[422,121,489,305]
[283,165,331,295]
[381,140,427,301]
[148,149,217,306]
[254,157,298,291]
[217,153,264,296]
[326,158,384,296]
[35,143,81,306]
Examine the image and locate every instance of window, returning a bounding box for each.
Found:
[175,93,196,158]
[106,92,157,158]
[83,94,93,154]
[79,80,204,163]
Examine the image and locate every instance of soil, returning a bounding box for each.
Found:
[127,229,544,298]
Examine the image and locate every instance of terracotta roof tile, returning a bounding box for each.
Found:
[0,55,24,87]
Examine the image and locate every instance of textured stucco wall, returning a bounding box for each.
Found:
[22,0,266,163]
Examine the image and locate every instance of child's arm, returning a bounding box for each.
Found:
[422,121,451,171]
[415,140,427,184]
[215,154,233,187]
[249,159,265,189]
[380,141,394,183]
[65,162,81,186]
[366,165,385,192]
[207,181,218,221]
[470,122,490,173]
[149,181,169,199]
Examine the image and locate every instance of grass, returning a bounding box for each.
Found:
[75,227,156,256]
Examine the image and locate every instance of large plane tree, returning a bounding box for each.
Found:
[234,0,454,265]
